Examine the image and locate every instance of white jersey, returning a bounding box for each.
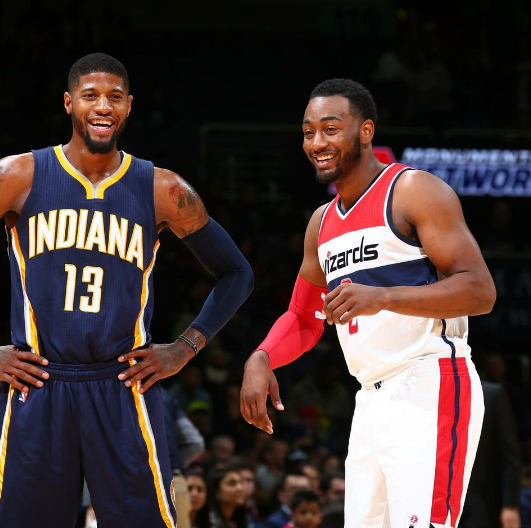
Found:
[317,163,470,386]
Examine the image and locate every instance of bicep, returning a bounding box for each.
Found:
[298,206,327,287]
[154,168,209,238]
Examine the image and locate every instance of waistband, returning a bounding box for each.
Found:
[44,361,125,382]
[362,356,472,391]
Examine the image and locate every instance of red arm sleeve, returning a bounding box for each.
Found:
[255,275,328,370]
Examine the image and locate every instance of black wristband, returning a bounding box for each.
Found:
[177,334,198,355]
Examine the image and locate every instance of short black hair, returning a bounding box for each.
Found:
[310,78,377,123]
[68,53,129,93]
[291,490,320,511]
[319,471,345,493]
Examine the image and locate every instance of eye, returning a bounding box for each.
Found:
[110,94,123,100]
[303,130,315,137]
[83,93,96,99]
[325,126,337,133]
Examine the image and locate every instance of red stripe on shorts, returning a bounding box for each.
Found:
[449,360,471,525]
[431,358,471,527]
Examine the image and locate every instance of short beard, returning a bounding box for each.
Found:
[72,114,127,155]
[314,133,361,184]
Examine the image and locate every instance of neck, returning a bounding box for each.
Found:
[220,503,237,521]
[63,133,121,184]
[335,154,386,211]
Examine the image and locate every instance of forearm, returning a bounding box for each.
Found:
[182,218,254,341]
[382,270,496,318]
[256,275,327,370]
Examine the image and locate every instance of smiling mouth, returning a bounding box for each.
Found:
[313,152,337,167]
[88,119,115,134]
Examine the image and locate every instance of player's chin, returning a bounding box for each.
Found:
[314,167,339,185]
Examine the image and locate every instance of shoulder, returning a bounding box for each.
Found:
[395,169,459,201]
[307,202,332,231]
[0,153,34,215]
[393,169,464,225]
[153,167,209,236]
[0,152,34,178]
[154,166,190,189]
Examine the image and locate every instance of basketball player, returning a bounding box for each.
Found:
[0,53,254,528]
[240,79,496,528]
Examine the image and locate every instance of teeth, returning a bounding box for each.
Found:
[91,120,112,126]
[316,154,334,161]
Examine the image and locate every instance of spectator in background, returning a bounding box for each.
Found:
[255,439,289,494]
[172,365,212,417]
[186,470,209,528]
[283,490,322,528]
[258,472,310,528]
[231,458,262,527]
[297,462,321,497]
[208,465,248,528]
[163,390,206,528]
[319,472,345,515]
[207,435,237,469]
[187,400,211,438]
[460,381,521,528]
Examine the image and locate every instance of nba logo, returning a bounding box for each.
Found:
[19,391,28,403]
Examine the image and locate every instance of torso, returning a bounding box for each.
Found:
[9,145,159,363]
[317,163,470,385]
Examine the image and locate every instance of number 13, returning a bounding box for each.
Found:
[64,264,104,313]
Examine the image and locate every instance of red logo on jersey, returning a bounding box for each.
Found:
[410,515,418,524]
[340,278,358,334]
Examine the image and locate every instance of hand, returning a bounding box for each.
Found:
[322,282,388,325]
[0,345,49,393]
[500,507,520,528]
[84,505,97,528]
[117,341,195,394]
[240,350,284,434]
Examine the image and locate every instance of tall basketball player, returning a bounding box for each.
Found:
[0,53,254,528]
[240,79,496,528]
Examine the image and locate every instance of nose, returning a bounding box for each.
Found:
[94,94,113,114]
[311,130,328,152]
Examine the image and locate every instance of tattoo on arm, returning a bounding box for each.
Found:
[0,161,11,190]
[168,183,208,237]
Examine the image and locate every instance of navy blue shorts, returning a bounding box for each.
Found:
[0,361,176,528]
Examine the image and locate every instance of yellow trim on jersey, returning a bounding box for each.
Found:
[96,154,131,199]
[53,145,132,200]
[54,145,95,199]
[0,387,15,504]
[133,241,160,350]
[130,370,176,528]
[12,228,40,355]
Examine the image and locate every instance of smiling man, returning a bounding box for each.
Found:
[240,79,496,528]
[0,53,253,528]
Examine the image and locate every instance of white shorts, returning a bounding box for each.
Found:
[345,357,484,528]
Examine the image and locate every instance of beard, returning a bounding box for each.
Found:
[72,113,128,155]
[313,132,361,185]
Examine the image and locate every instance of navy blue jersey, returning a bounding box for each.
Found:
[9,145,159,363]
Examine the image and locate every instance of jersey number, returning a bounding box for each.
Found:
[64,264,104,313]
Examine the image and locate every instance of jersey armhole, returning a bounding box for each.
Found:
[17,150,41,221]
[385,168,423,248]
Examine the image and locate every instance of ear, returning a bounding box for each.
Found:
[127,95,133,117]
[359,119,375,147]
[64,92,72,115]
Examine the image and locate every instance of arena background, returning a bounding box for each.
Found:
[1,0,530,508]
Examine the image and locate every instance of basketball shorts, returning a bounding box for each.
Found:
[345,356,484,528]
[0,360,176,528]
